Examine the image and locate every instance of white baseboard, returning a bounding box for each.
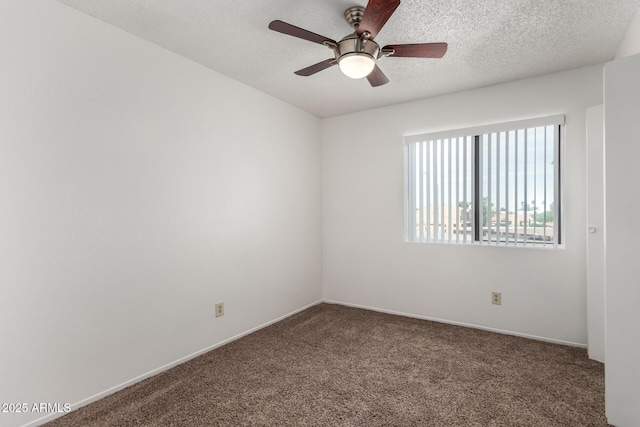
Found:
[322,298,587,349]
[22,300,323,427]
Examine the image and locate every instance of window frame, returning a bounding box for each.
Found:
[404,115,565,248]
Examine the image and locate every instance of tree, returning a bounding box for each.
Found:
[458,201,472,224]
[520,201,534,211]
[456,199,492,225]
[534,202,554,224]
[482,197,493,225]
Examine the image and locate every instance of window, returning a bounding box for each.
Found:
[404,115,564,247]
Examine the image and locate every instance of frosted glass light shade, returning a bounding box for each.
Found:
[338,53,375,79]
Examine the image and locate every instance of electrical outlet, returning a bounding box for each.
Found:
[215,302,224,317]
[492,292,502,305]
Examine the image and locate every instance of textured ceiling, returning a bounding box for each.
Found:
[57,0,640,118]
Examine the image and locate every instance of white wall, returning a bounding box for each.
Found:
[0,2,322,426]
[616,7,640,58]
[322,65,603,345]
[604,52,640,427]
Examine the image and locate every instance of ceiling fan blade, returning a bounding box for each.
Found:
[294,59,337,76]
[384,43,448,58]
[358,0,401,40]
[268,20,336,46]
[366,64,389,87]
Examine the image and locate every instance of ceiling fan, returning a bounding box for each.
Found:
[268,0,447,87]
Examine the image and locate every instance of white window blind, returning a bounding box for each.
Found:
[405,115,564,247]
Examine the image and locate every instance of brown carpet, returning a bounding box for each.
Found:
[46,303,609,426]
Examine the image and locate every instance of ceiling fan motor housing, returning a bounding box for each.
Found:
[336,33,380,62]
[338,5,380,63]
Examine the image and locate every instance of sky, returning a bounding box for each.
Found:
[410,124,558,217]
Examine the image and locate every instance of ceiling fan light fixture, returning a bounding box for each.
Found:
[338,53,376,79]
